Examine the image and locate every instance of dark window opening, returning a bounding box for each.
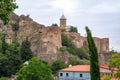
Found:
[80,74,83,77]
[60,73,63,76]
[66,73,69,77]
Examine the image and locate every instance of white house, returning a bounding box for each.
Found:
[58,64,118,80]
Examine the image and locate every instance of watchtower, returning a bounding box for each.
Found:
[60,14,66,30]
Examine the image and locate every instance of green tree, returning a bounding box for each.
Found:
[0,77,8,80]
[103,75,111,80]
[80,59,90,65]
[12,23,19,32]
[0,42,22,77]
[61,33,89,59]
[51,58,67,74]
[0,56,10,77]
[8,43,22,75]
[69,26,78,32]
[61,33,75,48]
[76,48,89,59]
[11,23,19,47]
[20,38,33,62]
[12,23,19,38]
[1,34,8,54]
[16,57,53,80]
[0,0,18,25]
[69,57,90,65]
[59,47,66,53]
[69,57,81,65]
[85,26,100,80]
[0,31,21,77]
[51,23,58,27]
[108,53,120,79]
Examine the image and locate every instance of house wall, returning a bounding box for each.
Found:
[100,68,111,73]
[59,71,90,80]
[58,68,115,80]
[100,68,112,78]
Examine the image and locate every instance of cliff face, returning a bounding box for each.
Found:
[16,14,63,63]
[64,32,109,53]
[64,32,109,64]
[0,13,110,64]
[0,13,64,64]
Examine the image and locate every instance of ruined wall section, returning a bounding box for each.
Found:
[99,38,109,64]
[43,27,62,50]
[93,37,101,53]
[100,38,109,53]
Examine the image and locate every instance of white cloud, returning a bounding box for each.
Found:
[80,2,120,14]
[111,45,120,52]
[92,4,119,13]
[51,0,77,13]
[15,0,120,52]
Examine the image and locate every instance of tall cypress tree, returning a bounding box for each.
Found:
[20,37,33,62]
[85,26,100,80]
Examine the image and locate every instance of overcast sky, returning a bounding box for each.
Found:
[15,0,120,52]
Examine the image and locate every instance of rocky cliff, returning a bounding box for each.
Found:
[64,32,110,63]
[0,13,110,64]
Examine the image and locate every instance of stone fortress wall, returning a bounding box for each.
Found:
[60,14,109,64]
[0,13,109,64]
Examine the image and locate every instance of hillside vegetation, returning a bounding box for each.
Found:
[61,33,90,64]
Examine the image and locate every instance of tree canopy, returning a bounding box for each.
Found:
[1,34,8,54]
[61,33,89,59]
[69,26,78,32]
[16,57,53,80]
[108,52,120,79]
[20,38,33,62]
[51,58,67,74]
[0,77,9,80]
[51,23,58,27]
[0,42,22,77]
[0,0,18,24]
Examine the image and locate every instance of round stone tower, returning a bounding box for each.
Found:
[60,14,66,30]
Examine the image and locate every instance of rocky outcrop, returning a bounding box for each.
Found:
[0,12,110,64]
[64,32,110,64]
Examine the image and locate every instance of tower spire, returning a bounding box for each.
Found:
[60,14,66,20]
[60,14,66,30]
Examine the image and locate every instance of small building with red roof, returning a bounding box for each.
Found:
[58,64,117,80]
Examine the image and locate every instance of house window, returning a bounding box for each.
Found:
[66,73,69,77]
[80,74,83,77]
[60,73,63,76]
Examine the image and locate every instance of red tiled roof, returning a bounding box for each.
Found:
[60,65,90,72]
[100,64,109,69]
[60,64,118,72]
[100,64,118,71]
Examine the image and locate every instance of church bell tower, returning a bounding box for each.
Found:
[60,14,66,30]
